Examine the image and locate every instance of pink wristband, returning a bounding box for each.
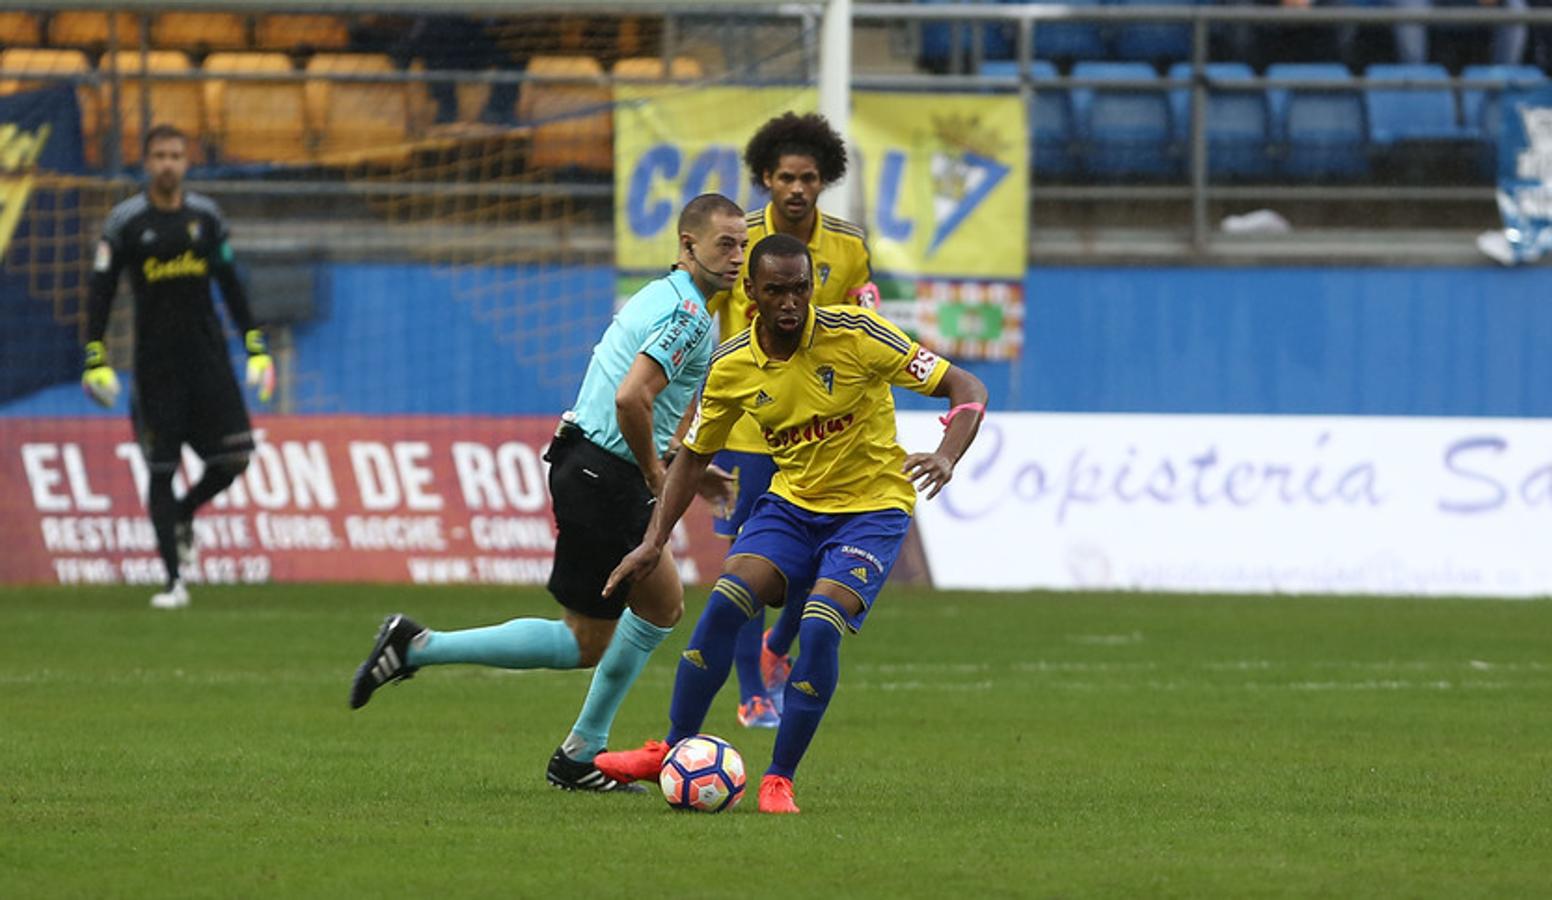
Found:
[939,402,985,427]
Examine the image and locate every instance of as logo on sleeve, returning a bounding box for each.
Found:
[906,347,939,382]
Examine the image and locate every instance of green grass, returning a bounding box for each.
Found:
[2,586,1550,899]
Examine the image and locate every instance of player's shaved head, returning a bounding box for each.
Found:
[678,193,743,237]
[748,232,811,282]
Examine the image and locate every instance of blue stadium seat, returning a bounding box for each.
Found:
[1072,61,1179,179]
[1110,0,1195,64]
[1460,65,1548,144]
[1167,62,1272,179]
[977,60,1078,178]
[1028,0,1107,62]
[1267,63,1368,180]
[920,0,1016,70]
[1364,64,1465,144]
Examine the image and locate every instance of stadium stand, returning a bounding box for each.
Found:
[0,48,101,165]
[1111,0,1196,64]
[1364,63,1467,144]
[255,14,352,52]
[101,50,205,165]
[46,11,142,52]
[1266,62,1369,179]
[304,52,410,163]
[203,51,311,164]
[1032,0,1107,64]
[520,54,611,173]
[151,12,249,53]
[1071,60,1179,179]
[0,12,43,48]
[1167,62,1273,179]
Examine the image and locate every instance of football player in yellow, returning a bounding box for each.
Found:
[596,233,988,813]
[708,111,882,729]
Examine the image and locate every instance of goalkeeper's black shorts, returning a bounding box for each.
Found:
[131,364,254,474]
[544,422,655,620]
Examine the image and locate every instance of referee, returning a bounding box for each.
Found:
[81,123,275,610]
[349,193,744,793]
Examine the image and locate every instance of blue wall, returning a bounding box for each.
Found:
[6,263,1548,418]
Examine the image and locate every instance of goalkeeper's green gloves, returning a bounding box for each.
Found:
[244,328,276,404]
[81,340,121,408]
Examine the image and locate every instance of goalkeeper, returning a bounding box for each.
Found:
[81,124,276,610]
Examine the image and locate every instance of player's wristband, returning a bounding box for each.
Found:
[661,447,679,467]
[939,402,985,427]
[83,340,108,370]
[244,328,268,356]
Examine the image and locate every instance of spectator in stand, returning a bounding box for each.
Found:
[1218,0,1357,71]
[1390,0,1527,68]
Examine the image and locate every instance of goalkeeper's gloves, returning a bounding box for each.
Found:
[81,340,121,408]
[847,281,882,311]
[244,328,276,404]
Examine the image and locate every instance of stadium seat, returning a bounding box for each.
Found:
[1111,0,1196,64]
[152,13,248,53]
[1266,63,1367,180]
[0,12,43,47]
[982,60,1078,179]
[1029,0,1107,63]
[918,0,1019,70]
[47,11,142,50]
[520,55,611,173]
[1071,61,1179,179]
[203,52,311,164]
[611,56,705,82]
[306,53,411,163]
[0,48,100,165]
[1460,65,1548,143]
[100,50,205,165]
[1363,64,1464,144]
[255,14,351,52]
[1167,62,1272,179]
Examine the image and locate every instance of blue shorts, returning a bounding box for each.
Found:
[710,450,779,539]
[728,494,911,632]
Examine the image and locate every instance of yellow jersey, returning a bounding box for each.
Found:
[684,304,951,515]
[706,203,873,453]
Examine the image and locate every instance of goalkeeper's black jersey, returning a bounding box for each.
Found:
[86,191,256,376]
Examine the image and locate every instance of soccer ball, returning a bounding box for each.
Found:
[659,734,746,812]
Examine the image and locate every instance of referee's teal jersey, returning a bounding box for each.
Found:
[569,267,716,465]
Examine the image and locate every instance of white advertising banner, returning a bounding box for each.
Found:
[897,412,1552,597]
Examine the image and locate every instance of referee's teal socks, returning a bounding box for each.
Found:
[406,617,580,670]
[564,609,673,762]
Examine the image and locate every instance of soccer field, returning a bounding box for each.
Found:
[2,585,1548,898]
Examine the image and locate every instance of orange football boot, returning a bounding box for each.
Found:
[592,739,672,784]
[757,774,800,814]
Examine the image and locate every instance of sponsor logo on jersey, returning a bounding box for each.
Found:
[815,365,835,394]
[140,228,156,245]
[142,249,209,283]
[762,412,855,450]
[92,240,111,273]
[840,544,886,573]
[187,219,201,242]
[849,566,869,583]
[817,262,831,285]
[754,389,775,407]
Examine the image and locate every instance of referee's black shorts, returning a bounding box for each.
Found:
[544,422,656,620]
[131,364,254,474]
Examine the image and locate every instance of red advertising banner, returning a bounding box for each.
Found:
[0,416,726,587]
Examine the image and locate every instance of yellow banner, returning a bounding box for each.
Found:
[851,92,1027,279]
[614,89,1027,281]
[614,85,813,272]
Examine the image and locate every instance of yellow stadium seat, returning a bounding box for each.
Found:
[519,55,610,173]
[47,11,142,50]
[152,13,248,52]
[0,49,101,166]
[100,50,205,164]
[610,56,704,82]
[0,12,43,47]
[256,15,350,52]
[203,52,310,164]
[306,53,411,162]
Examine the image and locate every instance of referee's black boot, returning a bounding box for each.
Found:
[349,614,423,709]
[546,747,647,793]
